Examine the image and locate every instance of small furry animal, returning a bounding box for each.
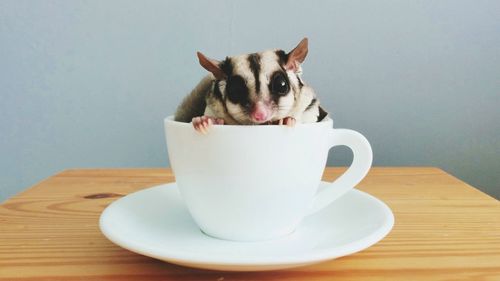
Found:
[174,38,327,133]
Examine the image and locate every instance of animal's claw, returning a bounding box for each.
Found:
[277,117,296,127]
[192,116,224,134]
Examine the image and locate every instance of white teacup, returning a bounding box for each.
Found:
[164,116,372,241]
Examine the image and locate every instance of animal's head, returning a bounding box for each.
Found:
[197,38,309,124]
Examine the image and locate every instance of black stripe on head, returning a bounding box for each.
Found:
[296,74,304,88]
[275,50,288,66]
[306,98,317,111]
[213,80,224,101]
[248,53,261,94]
[219,57,233,78]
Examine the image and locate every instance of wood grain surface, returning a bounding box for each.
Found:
[0,167,499,281]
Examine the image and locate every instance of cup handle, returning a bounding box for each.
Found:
[307,128,373,215]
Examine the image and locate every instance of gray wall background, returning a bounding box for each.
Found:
[1,0,499,202]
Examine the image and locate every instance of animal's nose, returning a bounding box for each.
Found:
[251,102,269,122]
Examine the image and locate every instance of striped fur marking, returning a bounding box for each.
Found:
[248,53,261,94]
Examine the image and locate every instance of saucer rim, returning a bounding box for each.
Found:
[99,182,394,266]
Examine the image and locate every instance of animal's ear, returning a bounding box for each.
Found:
[285,38,308,72]
[197,52,226,80]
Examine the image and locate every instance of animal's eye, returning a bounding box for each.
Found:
[271,72,289,95]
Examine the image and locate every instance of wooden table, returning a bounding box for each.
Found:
[1,167,499,280]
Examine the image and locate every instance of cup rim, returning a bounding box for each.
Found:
[164,115,333,129]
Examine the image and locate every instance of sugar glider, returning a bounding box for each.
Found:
[174,38,327,133]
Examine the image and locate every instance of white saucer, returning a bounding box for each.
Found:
[99,182,394,271]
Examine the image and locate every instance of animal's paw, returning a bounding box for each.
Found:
[192,116,224,134]
[278,117,296,127]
